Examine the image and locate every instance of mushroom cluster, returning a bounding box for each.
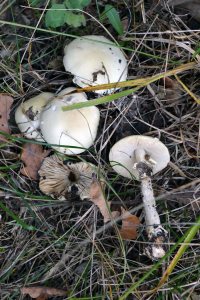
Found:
[15,35,127,152]
[15,34,171,261]
[15,88,100,155]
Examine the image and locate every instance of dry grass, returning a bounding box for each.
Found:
[0,1,200,299]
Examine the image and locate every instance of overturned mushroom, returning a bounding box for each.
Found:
[109,135,170,260]
[39,154,97,200]
[40,87,100,155]
[15,92,54,141]
[39,155,117,222]
[63,35,128,94]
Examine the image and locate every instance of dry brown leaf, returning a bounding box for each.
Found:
[157,77,182,104]
[162,77,177,89]
[21,286,67,299]
[119,207,140,240]
[20,143,50,180]
[89,178,119,223]
[0,94,14,141]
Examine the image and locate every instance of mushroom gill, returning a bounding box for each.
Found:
[38,155,96,200]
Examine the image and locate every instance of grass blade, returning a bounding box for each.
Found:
[102,5,123,35]
[151,215,200,293]
[61,61,197,111]
[0,201,36,231]
[119,215,200,299]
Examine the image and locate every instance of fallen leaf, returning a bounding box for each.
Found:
[20,143,50,180]
[0,94,14,141]
[21,286,67,299]
[119,207,140,240]
[89,178,119,223]
[156,77,182,104]
[162,76,177,89]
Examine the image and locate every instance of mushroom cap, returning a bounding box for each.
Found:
[40,88,100,155]
[109,135,170,180]
[63,35,128,94]
[38,154,96,200]
[15,92,54,141]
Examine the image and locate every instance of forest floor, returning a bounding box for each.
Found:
[0,1,200,299]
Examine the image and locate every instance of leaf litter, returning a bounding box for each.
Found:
[0,94,14,141]
[20,143,50,180]
[21,286,67,299]
[89,177,140,239]
[119,207,140,240]
[89,176,120,223]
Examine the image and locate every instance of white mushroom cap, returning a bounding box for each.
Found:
[109,135,170,180]
[39,154,96,200]
[40,87,100,155]
[63,35,128,94]
[15,92,54,141]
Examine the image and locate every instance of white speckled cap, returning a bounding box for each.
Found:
[63,35,127,94]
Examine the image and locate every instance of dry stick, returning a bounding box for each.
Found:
[157,178,200,201]
[60,61,199,111]
[71,61,198,93]
[174,74,200,104]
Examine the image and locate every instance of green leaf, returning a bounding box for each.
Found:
[45,3,66,28]
[65,0,91,9]
[62,87,140,111]
[101,4,123,35]
[64,12,86,28]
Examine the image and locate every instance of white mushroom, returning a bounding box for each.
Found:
[63,35,128,94]
[40,87,100,155]
[15,92,54,141]
[109,135,170,260]
[39,154,96,200]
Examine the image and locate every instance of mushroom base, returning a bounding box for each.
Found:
[144,225,168,260]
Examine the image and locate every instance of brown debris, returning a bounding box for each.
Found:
[21,286,67,299]
[157,77,182,104]
[119,207,140,240]
[0,94,14,141]
[20,143,50,180]
[89,178,120,223]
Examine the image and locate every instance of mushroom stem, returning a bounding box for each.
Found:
[136,161,168,260]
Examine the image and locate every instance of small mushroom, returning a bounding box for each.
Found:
[15,92,54,141]
[40,87,100,155]
[109,135,170,260]
[39,154,96,200]
[39,155,117,223]
[63,35,128,94]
